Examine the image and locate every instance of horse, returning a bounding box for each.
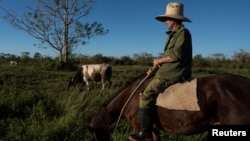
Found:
[68,63,112,91]
[87,72,250,141]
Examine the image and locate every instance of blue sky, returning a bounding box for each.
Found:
[1,0,250,58]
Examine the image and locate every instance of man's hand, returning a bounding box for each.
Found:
[146,68,154,76]
[146,66,160,76]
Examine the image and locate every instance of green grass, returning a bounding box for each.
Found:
[0,64,249,140]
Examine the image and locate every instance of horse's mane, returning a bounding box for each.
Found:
[102,72,147,106]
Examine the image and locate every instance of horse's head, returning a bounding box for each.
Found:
[86,106,114,141]
[87,126,112,141]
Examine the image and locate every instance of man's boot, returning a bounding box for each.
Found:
[129,108,153,141]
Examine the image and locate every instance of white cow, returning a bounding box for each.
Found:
[10,61,17,66]
[68,63,112,91]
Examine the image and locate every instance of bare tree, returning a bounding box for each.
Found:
[1,0,109,62]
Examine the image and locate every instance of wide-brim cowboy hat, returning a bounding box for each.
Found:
[155,2,191,22]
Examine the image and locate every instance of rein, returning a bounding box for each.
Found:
[111,66,159,139]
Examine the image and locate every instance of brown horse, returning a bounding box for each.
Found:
[87,72,250,141]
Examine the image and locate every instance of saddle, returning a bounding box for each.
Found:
[156,78,200,111]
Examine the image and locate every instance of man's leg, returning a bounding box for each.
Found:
[129,78,168,141]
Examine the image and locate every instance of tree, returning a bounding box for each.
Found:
[120,55,133,65]
[1,0,109,62]
[232,49,250,63]
[21,52,30,59]
[33,52,42,60]
[133,52,153,66]
[193,54,209,67]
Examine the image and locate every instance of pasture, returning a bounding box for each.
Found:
[0,62,250,141]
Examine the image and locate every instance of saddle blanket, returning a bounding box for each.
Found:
[156,78,200,111]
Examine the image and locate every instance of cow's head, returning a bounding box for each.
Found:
[67,67,84,89]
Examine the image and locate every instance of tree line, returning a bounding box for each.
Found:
[1,49,250,70]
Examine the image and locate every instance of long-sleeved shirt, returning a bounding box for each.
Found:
[154,25,192,82]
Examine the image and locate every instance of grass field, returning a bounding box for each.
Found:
[0,63,249,141]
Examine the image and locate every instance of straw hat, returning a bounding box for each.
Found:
[155,2,191,22]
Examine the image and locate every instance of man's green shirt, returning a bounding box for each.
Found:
[154,25,192,82]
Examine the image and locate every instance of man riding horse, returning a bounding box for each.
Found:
[129,2,193,141]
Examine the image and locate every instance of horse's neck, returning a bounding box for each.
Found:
[106,74,150,120]
[91,96,131,129]
[92,74,151,129]
[106,88,132,119]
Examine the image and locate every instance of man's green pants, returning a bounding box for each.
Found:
[139,78,174,109]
